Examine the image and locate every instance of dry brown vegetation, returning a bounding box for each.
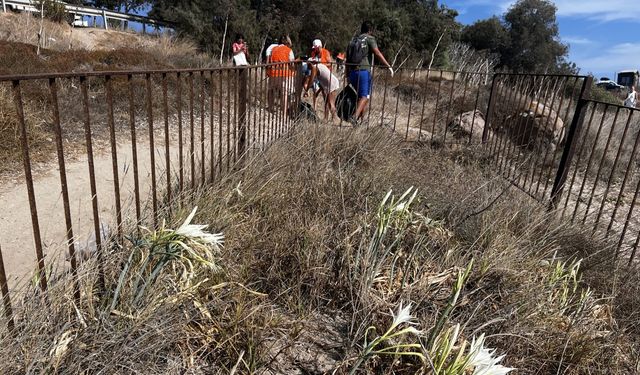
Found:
[1,126,638,374]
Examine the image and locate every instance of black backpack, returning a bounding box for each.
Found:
[346,35,369,65]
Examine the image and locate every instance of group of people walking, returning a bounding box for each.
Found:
[230,21,394,125]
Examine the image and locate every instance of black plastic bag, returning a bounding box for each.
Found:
[336,84,358,121]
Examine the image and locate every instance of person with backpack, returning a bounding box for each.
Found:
[346,21,393,125]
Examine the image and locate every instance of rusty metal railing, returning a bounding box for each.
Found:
[2,62,640,336]
[0,63,302,332]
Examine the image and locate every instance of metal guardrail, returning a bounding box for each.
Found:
[1,0,173,30]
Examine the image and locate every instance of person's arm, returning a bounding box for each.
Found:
[372,48,391,68]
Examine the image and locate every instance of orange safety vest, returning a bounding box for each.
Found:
[311,48,332,70]
[268,45,295,77]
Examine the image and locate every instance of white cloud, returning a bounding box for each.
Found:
[553,0,640,22]
[498,0,640,22]
[563,36,594,45]
[572,42,640,76]
[451,0,640,22]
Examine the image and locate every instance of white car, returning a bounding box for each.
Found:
[70,14,89,28]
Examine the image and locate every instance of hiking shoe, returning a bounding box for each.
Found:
[348,117,359,127]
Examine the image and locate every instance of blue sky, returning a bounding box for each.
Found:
[442,0,640,79]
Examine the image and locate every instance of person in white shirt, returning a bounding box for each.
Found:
[624,86,637,108]
[304,61,340,121]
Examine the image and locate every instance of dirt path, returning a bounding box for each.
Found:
[0,117,231,290]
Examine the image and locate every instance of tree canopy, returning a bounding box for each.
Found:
[148,0,461,66]
[461,0,574,73]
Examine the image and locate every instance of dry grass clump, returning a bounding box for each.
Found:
[0,126,638,374]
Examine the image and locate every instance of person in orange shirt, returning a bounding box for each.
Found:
[267,36,296,115]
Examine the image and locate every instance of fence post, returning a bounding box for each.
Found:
[102,10,108,30]
[0,243,15,334]
[549,76,593,209]
[2,0,6,13]
[482,74,499,143]
[237,67,248,160]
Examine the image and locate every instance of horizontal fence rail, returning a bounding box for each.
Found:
[1,61,639,337]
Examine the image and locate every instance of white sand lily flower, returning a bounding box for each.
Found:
[174,207,224,248]
[391,302,418,329]
[469,334,515,375]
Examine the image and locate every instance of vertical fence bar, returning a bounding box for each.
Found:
[488,76,509,154]
[379,71,389,128]
[391,68,403,132]
[252,67,259,152]
[619,175,640,258]
[218,70,224,176]
[456,74,469,145]
[226,70,232,171]
[177,73,184,192]
[469,78,482,143]
[189,72,195,189]
[214,71,216,183]
[417,69,430,141]
[238,67,248,162]
[146,74,158,227]
[105,76,123,239]
[13,80,47,293]
[549,76,592,209]
[49,78,80,303]
[540,77,574,196]
[442,72,457,145]
[128,75,141,224]
[162,73,171,210]
[431,70,443,143]
[233,68,239,162]
[367,65,376,127]
[404,68,417,140]
[482,74,499,144]
[0,243,14,334]
[199,71,206,185]
[562,102,597,215]
[80,76,104,290]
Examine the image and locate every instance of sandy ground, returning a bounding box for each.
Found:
[0,107,281,290]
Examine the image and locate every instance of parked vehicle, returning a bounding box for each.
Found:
[596,78,626,91]
[70,13,88,27]
[617,70,639,88]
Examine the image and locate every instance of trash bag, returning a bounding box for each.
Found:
[336,84,358,121]
[298,101,318,122]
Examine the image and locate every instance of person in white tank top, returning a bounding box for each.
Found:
[304,61,341,121]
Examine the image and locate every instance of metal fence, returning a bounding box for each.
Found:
[0,63,301,332]
[1,62,640,335]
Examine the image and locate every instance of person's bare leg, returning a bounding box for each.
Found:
[354,97,369,120]
[328,91,337,121]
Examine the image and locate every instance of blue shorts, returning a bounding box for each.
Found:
[349,69,371,98]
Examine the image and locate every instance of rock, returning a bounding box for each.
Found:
[448,110,486,143]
